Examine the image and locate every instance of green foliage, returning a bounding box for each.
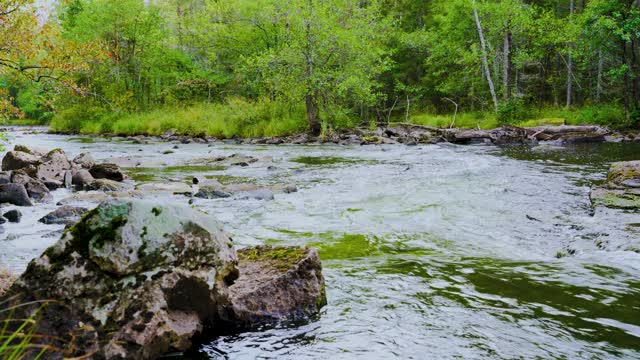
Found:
[5,0,640,132]
[497,98,530,125]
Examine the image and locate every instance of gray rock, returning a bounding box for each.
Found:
[0,183,33,206]
[195,185,232,199]
[10,170,31,185]
[13,144,48,157]
[0,199,239,359]
[1,151,41,171]
[84,179,134,192]
[38,205,89,225]
[607,161,640,189]
[229,246,326,327]
[73,153,95,168]
[3,209,22,223]
[90,163,125,182]
[0,172,11,185]
[43,178,64,191]
[72,169,95,188]
[35,150,71,181]
[25,180,53,203]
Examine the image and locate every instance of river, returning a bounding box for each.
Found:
[1,127,639,359]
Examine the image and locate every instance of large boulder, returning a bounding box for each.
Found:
[1,151,41,171]
[35,149,71,181]
[2,199,239,359]
[0,183,33,206]
[0,201,326,359]
[90,163,125,182]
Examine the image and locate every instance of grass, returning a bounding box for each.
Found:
[50,97,309,138]
[49,100,630,138]
[407,104,627,130]
[0,302,51,360]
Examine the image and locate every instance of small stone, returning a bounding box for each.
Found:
[3,209,22,223]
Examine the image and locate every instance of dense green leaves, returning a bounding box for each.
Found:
[3,0,640,129]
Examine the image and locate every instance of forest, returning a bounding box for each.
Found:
[1,0,640,137]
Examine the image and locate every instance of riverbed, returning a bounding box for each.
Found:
[1,127,639,359]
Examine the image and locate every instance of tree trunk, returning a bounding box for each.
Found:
[566,0,574,108]
[472,0,499,112]
[503,26,512,101]
[596,48,603,103]
[306,93,321,135]
[305,0,321,135]
[623,41,631,122]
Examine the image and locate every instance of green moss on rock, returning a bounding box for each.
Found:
[238,246,307,272]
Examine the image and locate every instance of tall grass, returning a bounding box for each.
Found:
[407,104,626,130]
[50,97,310,138]
[49,101,629,137]
[0,302,51,360]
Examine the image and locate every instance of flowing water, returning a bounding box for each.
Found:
[1,128,639,359]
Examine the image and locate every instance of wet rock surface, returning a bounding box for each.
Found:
[229,246,326,327]
[0,200,326,359]
[591,160,640,210]
[38,205,89,225]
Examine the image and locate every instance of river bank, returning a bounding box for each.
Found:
[1,127,639,358]
[45,123,640,147]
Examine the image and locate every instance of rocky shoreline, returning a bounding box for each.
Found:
[41,124,640,146]
[0,144,325,359]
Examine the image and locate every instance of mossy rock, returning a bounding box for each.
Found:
[607,161,640,188]
[590,187,640,210]
[229,246,326,327]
